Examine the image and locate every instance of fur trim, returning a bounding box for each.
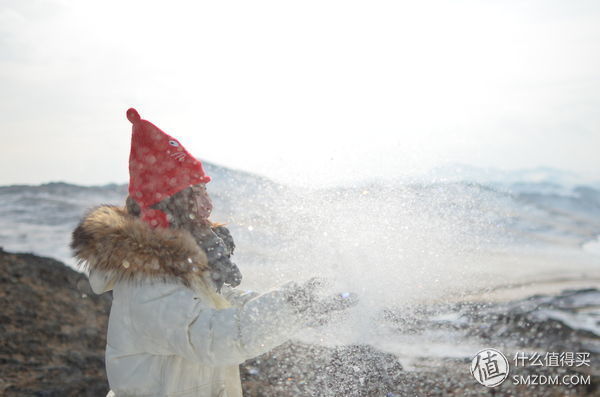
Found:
[71,205,209,286]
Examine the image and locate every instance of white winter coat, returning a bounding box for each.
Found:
[71,205,304,397]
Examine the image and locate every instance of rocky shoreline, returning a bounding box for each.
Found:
[0,248,110,396]
[0,248,597,396]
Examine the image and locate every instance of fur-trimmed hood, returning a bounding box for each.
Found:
[71,205,210,290]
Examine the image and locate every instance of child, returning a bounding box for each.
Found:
[71,108,355,397]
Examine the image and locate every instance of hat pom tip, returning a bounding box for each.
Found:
[126,108,141,124]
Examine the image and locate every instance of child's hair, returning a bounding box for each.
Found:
[125,195,141,217]
[125,185,241,290]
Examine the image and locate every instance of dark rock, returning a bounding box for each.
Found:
[0,250,111,396]
[241,341,404,397]
[464,289,600,354]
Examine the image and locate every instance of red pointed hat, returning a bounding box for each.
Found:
[126,108,211,227]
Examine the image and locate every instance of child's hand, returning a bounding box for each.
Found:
[283,278,359,323]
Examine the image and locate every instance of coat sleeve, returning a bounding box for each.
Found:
[221,286,261,307]
[128,283,304,366]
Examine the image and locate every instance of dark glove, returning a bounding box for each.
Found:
[212,225,235,255]
[202,226,242,291]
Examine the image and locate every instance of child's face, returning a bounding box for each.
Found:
[190,183,213,219]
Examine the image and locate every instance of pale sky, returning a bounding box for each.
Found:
[1,0,599,187]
